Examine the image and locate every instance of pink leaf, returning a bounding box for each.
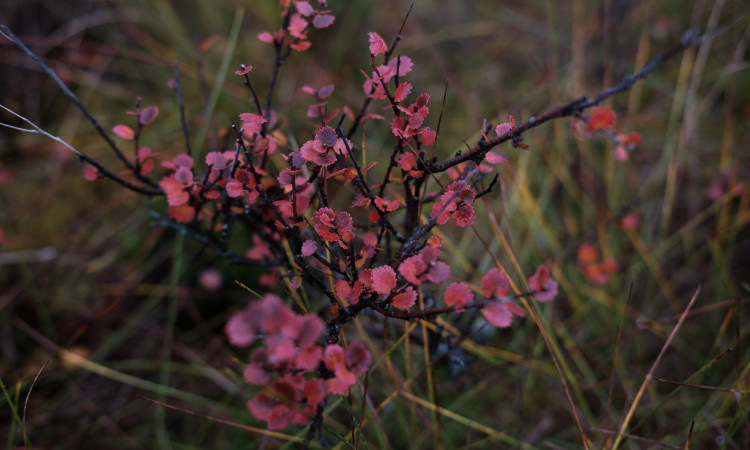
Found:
[481,303,514,328]
[301,240,317,256]
[247,393,275,421]
[295,1,314,16]
[112,124,134,139]
[368,32,387,55]
[205,152,228,169]
[312,14,335,28]
[139,106,159,125]
[225,309,256,347]
[398,153,416,171]
[317,84,334,98]
[485,151,507,164]
[239,112,267,124]
[315,126,337,147]
[420,129,437,146]
[481,268,510,298]
[234,64,253,75]
[289,13,308,39]
[444,282,473,310]
[371,265,397,295]
[426,261,450,283]
[393,82,412,103]
[226,179,244,198]
[528,265,558,302]
[258,31,275,43]
[244,363,270,385]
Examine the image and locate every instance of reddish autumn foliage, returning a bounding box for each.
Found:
[577,243,619,285]
[12,0,706,440]
[527,265,559,302]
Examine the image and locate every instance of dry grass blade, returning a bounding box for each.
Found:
[611,286,702,449]
[607,270,636,427]
[142,397,306,444]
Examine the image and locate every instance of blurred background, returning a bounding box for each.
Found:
[1,0,749,448]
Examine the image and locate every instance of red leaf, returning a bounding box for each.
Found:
[197,35,220,52]
[427,236,443,247]
[577,243,599,265]
[168,204,195,223]
[234,64,253,75]
[112,124,134,139]
[481,268,510,298]
[588,106,616,131]
[159,176,189,206]
[345,342,371,376]
[83,165,98,181]
[392,287,417,309]
[239,112,267,124]
[303,379,327,407]
[290,40,311,51]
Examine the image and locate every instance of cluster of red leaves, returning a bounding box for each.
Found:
[429,180,476,228]
[577,243,618,285]
[439,265,555,328]
[570,106,642,161]
[90,15,567,434]
[399,246,450,285]
[226,293,371,430]
[300,126,349,167]
[257,0,335,52]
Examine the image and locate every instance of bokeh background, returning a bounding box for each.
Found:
[1,0,749,448]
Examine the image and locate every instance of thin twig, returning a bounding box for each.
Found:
[173,61,192,156]
[0,104,162,196]
[431,28,703,173]
[1,25,135,170]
